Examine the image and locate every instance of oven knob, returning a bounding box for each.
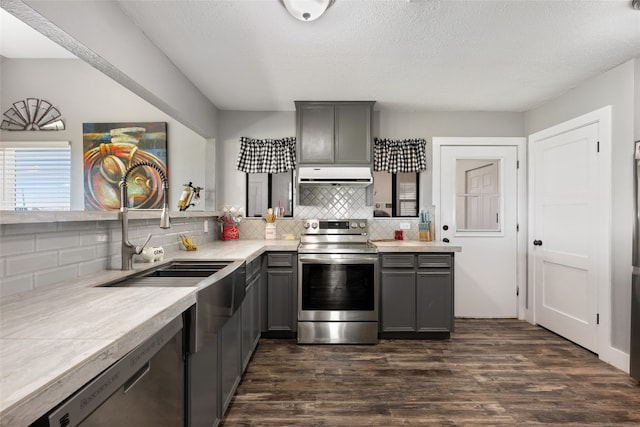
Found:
[303,222,310,229]
[351,222,357,228]
[359,222,366,229]
[311,222,318,229]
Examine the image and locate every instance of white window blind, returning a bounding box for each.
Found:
[398,180,417,216]
[0,141,71,211]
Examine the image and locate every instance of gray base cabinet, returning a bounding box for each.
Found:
[187,335,219,427]
[416,271,452,332]
[241,257,261,372]
[381,270,415,332]
[380,253,454,338]
[262,252,297,338]
[218,258,264,424]
[220,308,241,416]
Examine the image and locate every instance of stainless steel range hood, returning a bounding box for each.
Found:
[297,167,373,187]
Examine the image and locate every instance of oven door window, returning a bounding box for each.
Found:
[301,263,375,311]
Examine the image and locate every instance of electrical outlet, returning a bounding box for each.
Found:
[203,220,208,233]
[400,223,411,230]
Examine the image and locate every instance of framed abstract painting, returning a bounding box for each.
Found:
[82,122,168,210]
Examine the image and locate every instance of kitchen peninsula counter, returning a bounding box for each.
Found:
[0,239,298,427]
[1,238,456,425]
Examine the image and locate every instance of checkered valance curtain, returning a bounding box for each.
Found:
[236,137,296,174]
[373,138,427,173]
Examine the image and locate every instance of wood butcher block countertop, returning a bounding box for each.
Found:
[0,239,298,427]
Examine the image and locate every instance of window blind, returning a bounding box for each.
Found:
[398,181,417,216]
[0,141,71,211]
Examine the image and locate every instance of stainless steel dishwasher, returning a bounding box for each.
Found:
[30,316,184,427]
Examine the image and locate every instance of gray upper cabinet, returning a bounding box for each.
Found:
[334,104,372,164]
[298,103,334,164]
[296,101,375,165]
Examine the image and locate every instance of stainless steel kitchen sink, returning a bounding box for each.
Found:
[101,260,235,287]
[99,259,247,354]
[137,261,235,281]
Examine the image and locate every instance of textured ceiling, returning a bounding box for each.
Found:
[115,0,640,112]
[4,1,640,113]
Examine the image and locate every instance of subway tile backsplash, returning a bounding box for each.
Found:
[0,186,426,297]
[0,216,217,297]
[239,185,423,240]
[369,218,421,241]
[237,218,305,240]
[239,217,421,240]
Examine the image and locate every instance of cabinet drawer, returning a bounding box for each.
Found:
[267,252,294,267]
[417,254,451,269]
[381,254,415,268]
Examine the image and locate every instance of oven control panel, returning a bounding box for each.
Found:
[302,219,368,235]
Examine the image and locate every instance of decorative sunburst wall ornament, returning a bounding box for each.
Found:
[1,98,65,131]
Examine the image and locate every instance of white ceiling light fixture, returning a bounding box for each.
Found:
[280,0,335,21]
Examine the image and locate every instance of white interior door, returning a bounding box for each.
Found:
[441,146,518,317]
[532,123,599,352]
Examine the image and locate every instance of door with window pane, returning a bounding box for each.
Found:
[457,160,500,231]
[440,145,518,317]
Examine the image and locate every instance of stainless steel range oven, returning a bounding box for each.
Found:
[298,219,378,344]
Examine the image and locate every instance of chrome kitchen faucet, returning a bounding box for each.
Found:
[120,161,170,270]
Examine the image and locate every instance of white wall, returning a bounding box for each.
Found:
[217,110,525,210]
[0,58,211,210]
[525,59,637,353]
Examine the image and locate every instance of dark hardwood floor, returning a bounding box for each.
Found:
[221,319,640,426]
